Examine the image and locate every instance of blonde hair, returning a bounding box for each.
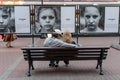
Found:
[62,30,73,43]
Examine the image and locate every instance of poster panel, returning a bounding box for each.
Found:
[80,6,105,33]
[34,6,61,34]
[61,6,75,32]
[15,6,30,33]
[0,6,15,33]
[104,7,119,33]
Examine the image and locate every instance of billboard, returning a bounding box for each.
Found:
[104,7,119,33]
[61,6,75,32]
[34,5,75,34]
[80,6,105,33]
[80,6,119,33]
[34,6,61,34]
[0,6,30,34]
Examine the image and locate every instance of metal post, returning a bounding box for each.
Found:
[41,0,43,5]
[119,24,120,44]
[76,5,79,44]
[76,24,79,44]
[31,5,35,47]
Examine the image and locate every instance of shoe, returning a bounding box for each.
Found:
[54,64,59,67]
[9,46,13,48]
[7,46,13,48]
[64,60,69,67]
[49,63,55,67]
[65,64,68,67]
[6,44,9,47]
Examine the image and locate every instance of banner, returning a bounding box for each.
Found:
[15,6,30,33]
[104,7,119,33]
[61,6,75,32]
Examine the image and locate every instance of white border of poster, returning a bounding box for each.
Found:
[15,6,30,33]
[104,7,119,33]
[61,6,75,33]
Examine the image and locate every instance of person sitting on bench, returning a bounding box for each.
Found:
[43,29,79,67]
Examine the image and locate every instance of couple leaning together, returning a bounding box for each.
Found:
[43,29,81,67]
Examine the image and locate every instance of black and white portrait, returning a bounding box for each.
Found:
[80,6,105,33]
[35,6,61,34]
[0,6,15,33]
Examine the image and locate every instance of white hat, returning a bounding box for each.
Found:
[54,29,62,34]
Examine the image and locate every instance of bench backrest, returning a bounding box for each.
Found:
[21,46,110,61]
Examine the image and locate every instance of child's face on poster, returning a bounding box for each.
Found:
[39,8,56,32]
[84,7,101,31]
[0,7,10,27]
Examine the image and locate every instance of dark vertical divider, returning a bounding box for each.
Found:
[31,0,44,47]
[119,24,120,44]
[31,5,35,47]
[75,5,80,44]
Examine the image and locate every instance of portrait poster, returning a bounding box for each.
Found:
[80,6,105,33]
[104,7,119,33]
[14,6,30,33]
[61,6,75,32]
[34,6,61,34]
[0,6,15,33]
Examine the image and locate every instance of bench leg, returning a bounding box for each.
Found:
[27,63,31,76]
[27,60,32,76]
[99,60,103,75]
[27,70,31,76]
[96,60,103,75]
[96,60,99,69]
[32,65,34,70]
[31,60,35,70]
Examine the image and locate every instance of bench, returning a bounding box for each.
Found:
[21,46,110,76]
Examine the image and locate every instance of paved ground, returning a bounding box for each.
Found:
[0,37,120,80]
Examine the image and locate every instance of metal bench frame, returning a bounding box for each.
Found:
[21,46,110,76]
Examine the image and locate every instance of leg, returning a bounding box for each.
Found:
[54,60,59,67]
[64,60,69,67]
[6,42,9,47]
[9,41,13,47]
[49,60,55,67]
[6,41,13,48]
[55,60,59,64]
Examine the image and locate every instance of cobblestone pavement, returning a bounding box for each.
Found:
[0,37,120,80]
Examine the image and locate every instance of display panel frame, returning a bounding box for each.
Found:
[34,5,76,34]
[79,5,105,33]
[79,5,119,36]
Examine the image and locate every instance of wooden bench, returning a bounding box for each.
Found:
[21,46,110,76]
